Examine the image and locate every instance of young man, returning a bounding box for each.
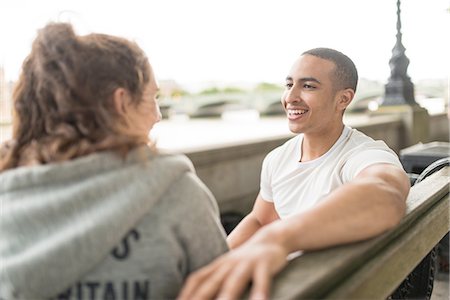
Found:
[178,48,410,300]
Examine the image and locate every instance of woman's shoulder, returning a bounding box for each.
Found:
[132,148,215,207]
[154,152,195,172]
[127,146,196,175]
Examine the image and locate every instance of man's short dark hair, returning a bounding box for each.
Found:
[302,48,358,92]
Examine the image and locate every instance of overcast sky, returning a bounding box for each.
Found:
[1,0,448,91]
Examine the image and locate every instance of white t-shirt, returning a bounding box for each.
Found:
[260,126,403,219]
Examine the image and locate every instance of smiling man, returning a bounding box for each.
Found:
[178,48,410,300]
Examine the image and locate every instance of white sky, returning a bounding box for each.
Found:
[0,0,449,91]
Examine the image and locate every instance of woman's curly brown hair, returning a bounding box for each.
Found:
[0,22,152,171]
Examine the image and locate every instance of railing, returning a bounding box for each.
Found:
[261,167,449,299]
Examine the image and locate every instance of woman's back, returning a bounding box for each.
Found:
[1,146,228,299]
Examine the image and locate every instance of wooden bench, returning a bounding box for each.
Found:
[263,167,449,299]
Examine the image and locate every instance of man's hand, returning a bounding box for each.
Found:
[178,235,289,300]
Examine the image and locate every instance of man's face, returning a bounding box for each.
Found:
[281,54,344,135]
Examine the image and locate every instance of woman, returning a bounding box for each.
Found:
[0,22,228,300]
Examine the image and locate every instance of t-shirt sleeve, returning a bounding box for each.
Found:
[342,145,403,182]
[259,152,274,202]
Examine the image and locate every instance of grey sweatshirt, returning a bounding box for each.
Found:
[0,146,228,300]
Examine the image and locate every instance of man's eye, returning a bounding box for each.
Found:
[285,83,293,89]
[304,84,315,89]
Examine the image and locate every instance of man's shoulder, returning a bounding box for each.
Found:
[344,129,390,150]
[340,129,401,166]
[347,128,375,142]
[268,135,300,157]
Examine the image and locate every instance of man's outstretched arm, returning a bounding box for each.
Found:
[178,163,410,300]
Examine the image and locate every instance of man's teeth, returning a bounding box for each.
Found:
[288,109,307,115]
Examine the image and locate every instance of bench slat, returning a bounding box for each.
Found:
[325,194,449,299]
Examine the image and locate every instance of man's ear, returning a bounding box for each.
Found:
[337,88,355,110]
[113,88,131,116]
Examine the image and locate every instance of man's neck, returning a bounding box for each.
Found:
[300,124,345,162]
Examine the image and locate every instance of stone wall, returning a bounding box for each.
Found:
[429,113,449,143]
[186,136,291,215]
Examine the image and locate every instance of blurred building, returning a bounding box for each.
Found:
[158,79,185,99]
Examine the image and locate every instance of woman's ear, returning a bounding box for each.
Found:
[113,88,131,116]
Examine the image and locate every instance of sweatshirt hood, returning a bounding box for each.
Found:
[0,146,193,299]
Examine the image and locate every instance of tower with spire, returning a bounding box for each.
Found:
[382,0,418,106]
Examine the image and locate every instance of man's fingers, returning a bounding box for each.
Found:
[190,262,234,299]
[177,261,219,299]
[217,262,254,300]
[249,263,271,300]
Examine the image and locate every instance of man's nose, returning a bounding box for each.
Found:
[285,86,300,103]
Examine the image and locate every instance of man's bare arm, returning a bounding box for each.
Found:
[259,163,410,252]
[227,194,279,249]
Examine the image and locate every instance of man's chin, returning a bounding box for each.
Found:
[288,124,304,134]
